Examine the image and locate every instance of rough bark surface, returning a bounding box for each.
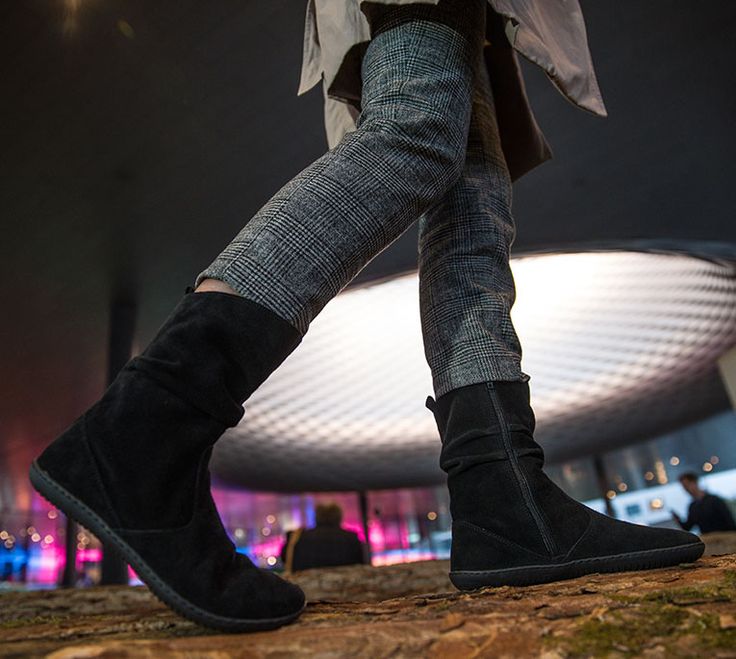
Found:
[1,555,735,658]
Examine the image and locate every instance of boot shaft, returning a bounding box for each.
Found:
[38,290,303,530]
[427,380,539,477]
[134,290,303,426]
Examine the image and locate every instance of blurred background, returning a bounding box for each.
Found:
[1,0,735,588]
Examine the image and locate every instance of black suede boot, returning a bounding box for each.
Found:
[426,381,704,589]
[30,290,306,631]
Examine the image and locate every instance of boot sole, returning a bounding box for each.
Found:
[29,460,305,632]
[450,541,705,590]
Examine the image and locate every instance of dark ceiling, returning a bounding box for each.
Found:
[1,1,735,505]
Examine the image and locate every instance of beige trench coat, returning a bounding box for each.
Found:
[297,0,607,181]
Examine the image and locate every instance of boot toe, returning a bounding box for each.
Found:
[127,533,305,625]
[568,509,704,562]
[245,570,306,620]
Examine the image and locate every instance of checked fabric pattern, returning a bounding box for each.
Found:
[196,0,524,393]
[417,38,525,397]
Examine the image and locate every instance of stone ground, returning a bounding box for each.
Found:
[1,553,736,658]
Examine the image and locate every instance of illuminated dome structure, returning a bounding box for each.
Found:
[212,250,736,492]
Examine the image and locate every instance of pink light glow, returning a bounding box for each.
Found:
[372,550,436,567]
[368,520,386,552]
[76,548,102,563]
[249,539,284,561]
[342,522,365,543]
[27,546,64,583]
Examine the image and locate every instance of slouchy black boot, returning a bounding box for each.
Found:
[30,290,306,631]
[426,381,704,589]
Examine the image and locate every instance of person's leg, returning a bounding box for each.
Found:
[195,0,486,336]
[31,0,489,631]
[417,38,524,400]
[420,62,704,588]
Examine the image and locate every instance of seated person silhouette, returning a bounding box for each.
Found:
[281,503,366,572]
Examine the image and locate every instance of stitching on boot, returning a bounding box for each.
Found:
[454,541,704,576]
[486,382,558,556]
[455,520,548,560]
[562,512,594,561]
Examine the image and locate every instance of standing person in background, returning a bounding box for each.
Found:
[674,473,736,534]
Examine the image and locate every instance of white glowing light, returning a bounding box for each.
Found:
[212,252,736,492]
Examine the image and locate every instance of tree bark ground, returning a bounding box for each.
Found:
[1,555,735,657]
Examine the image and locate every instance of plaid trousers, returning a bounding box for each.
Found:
[196,0,527,397]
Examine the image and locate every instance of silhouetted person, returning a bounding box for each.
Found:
[673,472,736,534]
[281,504,365,572]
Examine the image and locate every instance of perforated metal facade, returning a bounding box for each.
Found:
[211,251,736,491]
